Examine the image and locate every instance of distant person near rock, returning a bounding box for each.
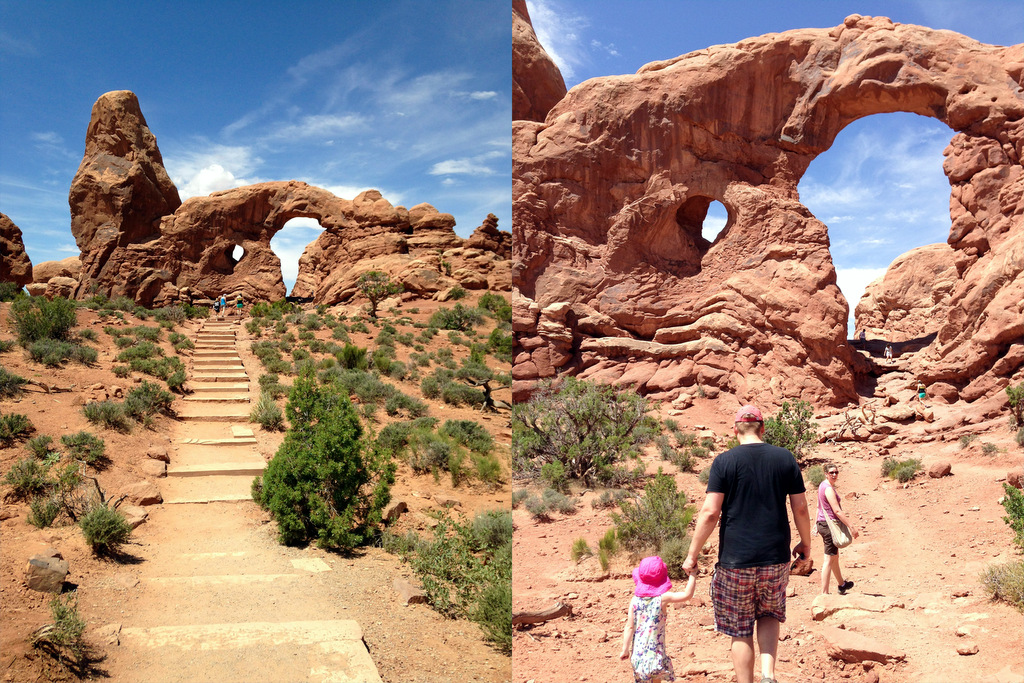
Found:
[684,405,811,683]
[235,294,243,317]
[815,462,859,595]
[219,294,227,319]
[884,344,893,363]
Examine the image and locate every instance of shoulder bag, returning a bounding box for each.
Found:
[824,513,853,548]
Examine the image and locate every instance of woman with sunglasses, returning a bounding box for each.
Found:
[816,462,859,594]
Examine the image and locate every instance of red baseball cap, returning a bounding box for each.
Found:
[734,404,764,423]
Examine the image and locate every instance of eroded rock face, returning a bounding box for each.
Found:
[69,90,181,296]
[68,91,511,306]
[855,244,959,342]
[512,0,567,122]
[32,257,82,285]
[513,15,1024,405]
[0,213,32,286]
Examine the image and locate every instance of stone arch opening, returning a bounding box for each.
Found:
[211,242,246,275]
[799,112,954,344]
[701,200,729,245]
[631,194,731,278]
[231,244,245,263]
[270,216,325,297]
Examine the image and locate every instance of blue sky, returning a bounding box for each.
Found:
[0,1,510,293]
[526,0,1022,331]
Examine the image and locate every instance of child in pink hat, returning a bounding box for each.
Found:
[619,556,697,682]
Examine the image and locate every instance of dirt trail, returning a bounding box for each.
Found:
[511,400,1024,683]
[97,319,381,683]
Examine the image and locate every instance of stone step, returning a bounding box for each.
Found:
[182,394,251,403]
[192,372,249,382]
[177,403,252,422]
[195,340,236,346]
[191,364,245,373]
[193,358,242,366]
[190,382,250,393]
[167,461,266,477]
[160,474,256,502]
[178,425,256,446]
[179,436,257,446]
[192,351,239,358]
[118,620,381,683]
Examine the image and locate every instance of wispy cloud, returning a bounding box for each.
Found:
[469,91,498,100]
[262,114,367,141]
[526,0,590,81]
[590,39,619,56]
[429,150,505,176]
[163,143,262,200]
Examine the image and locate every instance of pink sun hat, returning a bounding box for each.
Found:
[734,404,764,423]
[632,556,672,598]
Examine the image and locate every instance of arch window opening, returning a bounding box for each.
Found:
[798,112,953,342]
[270,217,325,296]
[701,200,728,244]
[230,244,245,264]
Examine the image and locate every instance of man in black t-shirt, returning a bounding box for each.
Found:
[683,405,811,683]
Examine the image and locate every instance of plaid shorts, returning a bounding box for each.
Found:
[710,563,790,637]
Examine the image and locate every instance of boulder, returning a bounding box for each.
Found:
[139,459,166,478]
[119,504,149,529]
[44,276,78,300]
[33,257,82,283]
[0,213,32,286]
[145,445,170,463]
[1007,468,1023,490]
[384,501,408,524]
[928,461,952,478]
[393,577,427,606]
[123,481,162,506]
[818,624,907,664]
[25,553,69,593]
[513,16,1024,407]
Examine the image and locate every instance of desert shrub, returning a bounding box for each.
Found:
[447,285,468,300]
[152,305,187,324]
[28,495,62,528]
[170,333,194,352]
[28,339,74,367]
[82,401,132,432]
[540,460,569,493]
[486,328,512,361]
[429,304,484,331]
[258,373,289,399]
[166,369,186,393]
[470,508,513,553]
[111,365,131,379]
[131,325,161,342]
[1016,427,1024,448]
[410,513,511,653]
[77,329,97,342]
[336,343,368,370]
[542,487,576,514]
[123,381,174,420]
[0,281,23,301]
[252,369,395,550]
[511,488,530,507]
[660,536,694,580]
[1007,382,1024,430]
[764,400,818,461]
[358,271,403,319]
[523,494,550,520]
[26,435,57,460]
[60,432,106,466]
[9,295,77,344]
[982,443,999,456]
[672,447,697,473]
[30,591,87,664]
[980,560,1024,612]
[438,419,493,454]
[472,453,503,484]
[440,380,486,408]
[571,537,593,563]
[512,377,656,486]
[1001,483,1024,552]
[0,412,34,444]
[0,366,27,397]
[0,339,15,353]
[78,503,132,555]
[250,392,285,431]
[881,457,921,483]
[407,430,455,474]
[2,457,52,499]
[598,527,619,557]
[478,292,512,320]
[383,392,427,418]
[959,433,978,449]
[612,474,695,554]
[806,464,826,488]
[115,340,159,362]
[591,489,629,510]
[698,467,711,485]
[114,335,134,349]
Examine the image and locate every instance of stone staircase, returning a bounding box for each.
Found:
[108,318,382,683]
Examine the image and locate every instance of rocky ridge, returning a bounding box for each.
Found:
[512,15,1024,407]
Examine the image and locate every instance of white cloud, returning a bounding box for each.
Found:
[590,39,619,56]
[164,143,262,200]
[469,91,498,100]
[526,0,589,81]
[836,266,888,328]
[429,158,496,176]
[177,164,250,199]
[263,114,367,141]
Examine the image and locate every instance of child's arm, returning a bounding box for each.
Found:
[660,574,697,605]
[619,601,636,660]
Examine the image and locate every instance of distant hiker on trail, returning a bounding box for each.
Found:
[683,405,811,683]
[235,294,244,317]
[219,294,227,319]
[916,380,926,402]
[212,298,220,316]
[859,329,866,342]
[884,344,893,363]
[619,555,697,683]
[814,462,859,595]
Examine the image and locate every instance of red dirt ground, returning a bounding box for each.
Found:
[512,397,1024,683]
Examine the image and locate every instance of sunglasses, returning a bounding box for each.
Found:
[827,470,838,475]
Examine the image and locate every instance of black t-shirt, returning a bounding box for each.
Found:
[707,442,805,568]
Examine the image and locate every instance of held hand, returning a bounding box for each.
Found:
[682,556,697,576]
[792,540,810,560]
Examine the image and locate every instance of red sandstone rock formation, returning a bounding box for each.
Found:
[0,213,32,286]
[69,90,181,297]
[854,244,959,342]
[65,91,510,306]
[513,15,1024,406]
[466,213,511,259]
[32,257,82,285]
[512,0,567,122]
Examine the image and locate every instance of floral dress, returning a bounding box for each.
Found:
[630,595,674,682]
